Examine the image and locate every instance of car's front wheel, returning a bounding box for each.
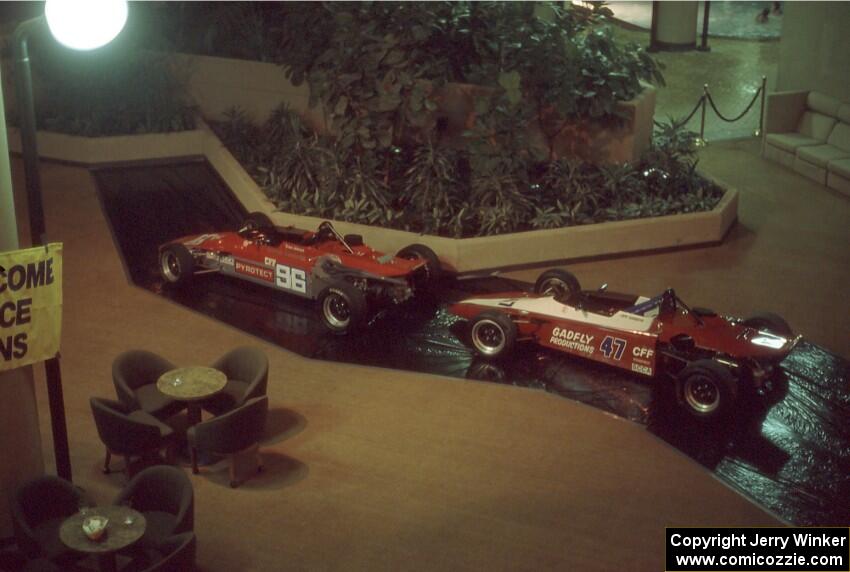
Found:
[469,311,517,359]
[677,359,738,420]
[319,282,368,334]
[159,244,195,285]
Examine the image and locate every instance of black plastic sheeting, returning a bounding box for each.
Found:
[93,161,850,526]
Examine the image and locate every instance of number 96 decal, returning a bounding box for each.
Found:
[276,264,307,293]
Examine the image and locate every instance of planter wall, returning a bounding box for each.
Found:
[435,82,656,164]
[171,53,328,133]
[174,54,655,165]
[529,86,657,164]
[8,122,738,274]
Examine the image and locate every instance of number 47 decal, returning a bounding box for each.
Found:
[600,336,627,360]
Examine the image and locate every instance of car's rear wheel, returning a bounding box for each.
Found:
[469,311,517,359]
[397,244,442,286]
[534,268,581,302]
[344,234,364,246]
[742,312,793,338]
[319,282,367,334]
[677,359,738,420]
[159,244,195,285]
[242,212,274,232]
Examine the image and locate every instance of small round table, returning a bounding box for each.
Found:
[157,366,227,426]
[60,506,145,572]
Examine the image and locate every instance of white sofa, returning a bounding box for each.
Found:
[763,90,850,196]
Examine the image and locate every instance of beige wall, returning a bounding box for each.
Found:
[173,53,328,132]
[777,2,850,100]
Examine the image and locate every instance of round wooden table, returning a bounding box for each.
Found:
[60,506,145,572]
[157,366,227,425]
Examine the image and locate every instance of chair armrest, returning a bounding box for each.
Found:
[11,505,39,557]
[189,397,268,454]
[764,90,809,135]
[112,376,141,410]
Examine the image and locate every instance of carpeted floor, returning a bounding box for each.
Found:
[3,139,820,571]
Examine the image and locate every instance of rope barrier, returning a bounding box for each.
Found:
[705,86,763,123]
[655,95,706,131]
[653,76,768,143]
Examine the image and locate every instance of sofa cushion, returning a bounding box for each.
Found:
[793,155,828,185]
[827,121,850,152]
[797,144,850,167]
[763,142,796,168]
[827,171,850,197]
[807,91,841,116]
[765,132,822,153]
[838,104,850,124]
[828,157,850,179]
[797,111,837,141]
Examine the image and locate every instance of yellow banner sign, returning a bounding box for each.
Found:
[0,243,63,371]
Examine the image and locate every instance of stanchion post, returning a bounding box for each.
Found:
[696,85,708,147]
[755,75,767,137]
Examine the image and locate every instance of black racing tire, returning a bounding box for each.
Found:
[242,211,275,232]
[159,244,195,285]
[397,243,443,285]
[344,234,364,247]
[466,360,507,383]
[469,311,517,360]
[318,281,368,334]
[742,312,793,338]
[534,268,581,302]
[676,359,738,420]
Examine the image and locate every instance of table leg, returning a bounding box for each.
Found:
[187,402,202,426]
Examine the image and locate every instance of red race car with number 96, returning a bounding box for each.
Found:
[158,212,442,333]
[449,268,800,419]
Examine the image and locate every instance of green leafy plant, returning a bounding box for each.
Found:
[211,112,724,238]
[267,2,665,186]
[201,4,725,239]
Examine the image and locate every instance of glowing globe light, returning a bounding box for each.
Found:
[45,0,128,51]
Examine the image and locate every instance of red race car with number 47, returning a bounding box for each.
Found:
[450,268,800,419]
[158,212,442,333]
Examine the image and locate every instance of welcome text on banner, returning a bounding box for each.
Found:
[0,243,63,372]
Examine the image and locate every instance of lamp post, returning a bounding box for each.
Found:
[11,0,128,481]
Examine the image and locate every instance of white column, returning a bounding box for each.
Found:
[653,1,699,51]
[0,62,45,538]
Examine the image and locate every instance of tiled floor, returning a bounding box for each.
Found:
[614,23,780,141]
